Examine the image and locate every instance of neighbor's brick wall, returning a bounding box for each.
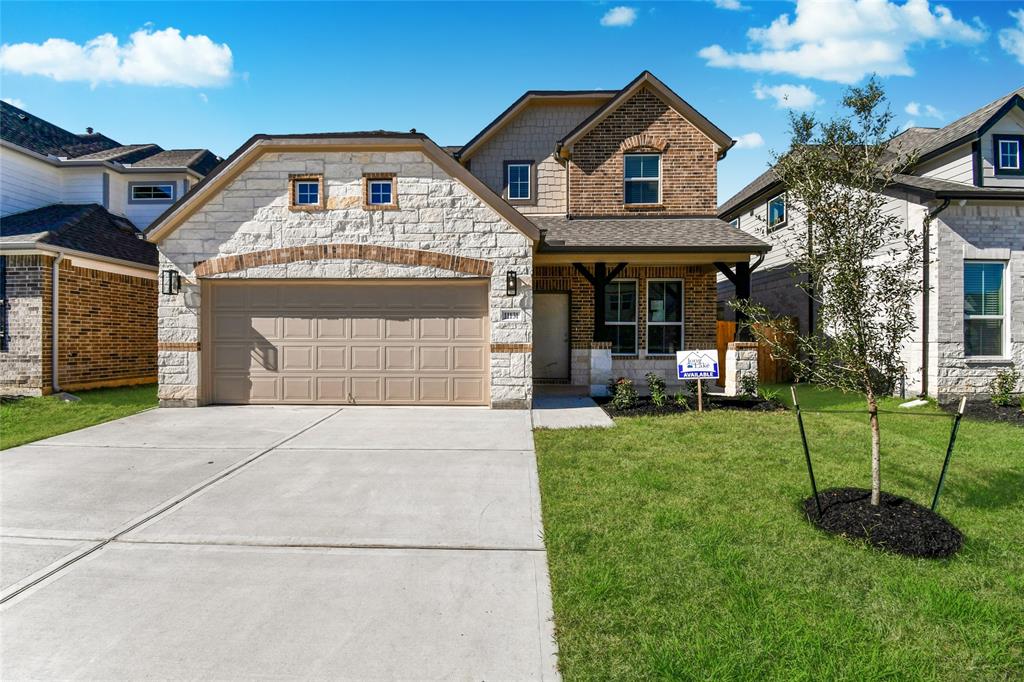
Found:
[0,255,49,395]
[535,263,716,387]
[54,259,157,390]
[568,86,719,216]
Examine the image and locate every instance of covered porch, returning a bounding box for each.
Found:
[529,216,769,396]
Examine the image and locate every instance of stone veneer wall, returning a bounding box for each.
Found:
[0,255,49,395]
[466,102,598,215]
[534,263,716,390]
[932,204,1024,401]
[568,86,719,217]
[157,149,533,408]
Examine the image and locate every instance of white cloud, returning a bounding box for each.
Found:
[714,0,748,10]
[699,0,987,83]
[999,9,1024,65]
[2,97,26,109]
[733,132,765,149]
[600,6,637,27]
[753,82,822,109]
[0,27,232,87]
[904,101,943,120]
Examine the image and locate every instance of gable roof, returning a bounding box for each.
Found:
[719,85,1024,219]
[899,87,1024,163]
[1,100,121,158]
[75,144,164,164]
[129,149,223,175]
[557,71,734,157]
[0,204,157,267]
[455,90,616,161]
[144,132,541,244]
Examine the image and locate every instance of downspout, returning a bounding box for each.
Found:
[920,198,950,398]
[51,252,64,394]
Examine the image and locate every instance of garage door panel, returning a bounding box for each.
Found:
[282,346,313,371]
[317,347,347,370]
[210,282,489,405]
[453,346,486,371]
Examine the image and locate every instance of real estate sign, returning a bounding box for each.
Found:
[676,350,719,380]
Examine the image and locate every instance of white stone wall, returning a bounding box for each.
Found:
[932,203,1024,401]
[156,149,533,408]
[466,103,598,215]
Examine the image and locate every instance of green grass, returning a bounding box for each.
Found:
[535,386,1024,681]
[1,384,157,449]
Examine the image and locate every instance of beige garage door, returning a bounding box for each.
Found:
[208,281,489,405]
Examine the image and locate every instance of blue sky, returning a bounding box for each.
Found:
[1,1,1021,202]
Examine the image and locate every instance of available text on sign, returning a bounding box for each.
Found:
[676,350,719,380]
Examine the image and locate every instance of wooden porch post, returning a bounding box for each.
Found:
[573,262,629,343]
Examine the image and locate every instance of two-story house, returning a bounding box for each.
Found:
[718,87,1024,401]
[0,101,221,395]
[146,71,768,408]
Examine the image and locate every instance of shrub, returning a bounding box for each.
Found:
[611,378,639,410]
[673,391,691,410]
[759,387,781,403]
[739,374,759,398]
[646,372,667,407]
[989,365,1020,407]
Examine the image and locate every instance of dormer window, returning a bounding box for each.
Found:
[994,135,1023,174]
[624,154,660,205]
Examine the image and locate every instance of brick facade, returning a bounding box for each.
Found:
[568,86,719,216]
[0,255,157,395]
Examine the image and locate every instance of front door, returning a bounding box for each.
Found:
[533,293,570,380]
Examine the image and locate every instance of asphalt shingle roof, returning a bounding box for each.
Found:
[892,174,1024,198]
[533,215,770,253]
[1,100,121,158]
[0,204,157,266]
[130,149,222,174]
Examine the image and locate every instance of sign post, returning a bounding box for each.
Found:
[676,349,720,413]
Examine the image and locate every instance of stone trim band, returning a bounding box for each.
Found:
[159,342,201,352]
[491,343,532,353]
[193,244,495,277]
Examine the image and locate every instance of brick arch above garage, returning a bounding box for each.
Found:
[193,243,494,278]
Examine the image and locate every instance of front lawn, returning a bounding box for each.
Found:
[535,386,1024,680]
[1,384,157,449]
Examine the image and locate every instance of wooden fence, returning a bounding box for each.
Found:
[715,318,797,387]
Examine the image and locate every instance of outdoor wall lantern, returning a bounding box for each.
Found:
[161,270,181,296]
[506,270,518,297]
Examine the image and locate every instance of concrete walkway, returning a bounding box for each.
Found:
[532,394,615,429]
[1,406,559,680]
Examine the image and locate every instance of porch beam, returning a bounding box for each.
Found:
[573,261,629,343]
[716,260,753,342]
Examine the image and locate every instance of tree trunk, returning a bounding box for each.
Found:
[868,392,881,506]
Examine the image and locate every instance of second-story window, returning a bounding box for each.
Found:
[363,173,398,210]
[130,183,175,202]
[507,163,531,201]
[994,135,1023,173]
[624,154,660,205]
[767,194,787,232]
[289,174,324,211]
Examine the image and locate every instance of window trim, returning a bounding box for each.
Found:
[767,193,788,233]
[646,278,685,357]
[993,134,1024,175]
[128,182,176,204]
[606,278,639,357]
[963,260,1008,358]
[362,173,399,210]
[288,174,325,212]
[503,160,536,205]
[623,153,662,207]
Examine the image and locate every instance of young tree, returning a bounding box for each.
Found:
[735,78,924,506]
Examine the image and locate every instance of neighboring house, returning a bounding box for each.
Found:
[146,71,768,408]
[718,87,1024,401]
[0,101,221,395]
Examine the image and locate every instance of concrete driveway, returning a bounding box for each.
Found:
[1,406,558,680]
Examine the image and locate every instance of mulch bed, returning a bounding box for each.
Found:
[804,487,963,559]
[601,394,786,417]
[946,400,1024,426]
